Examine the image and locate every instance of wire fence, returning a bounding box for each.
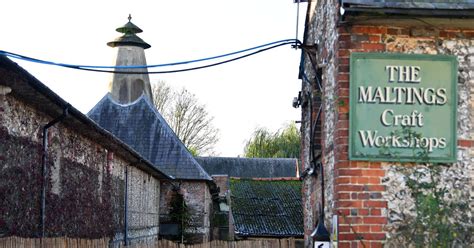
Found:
[0,237,301,248]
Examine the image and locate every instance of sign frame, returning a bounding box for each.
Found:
[349,53,458,163]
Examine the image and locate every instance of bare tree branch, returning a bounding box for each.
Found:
[151,82,219,155]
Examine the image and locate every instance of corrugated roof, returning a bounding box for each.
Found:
[230,179,303,237]
[88,94,212,180]
[196,157,299,178]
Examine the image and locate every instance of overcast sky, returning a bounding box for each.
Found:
[2,0,307,156]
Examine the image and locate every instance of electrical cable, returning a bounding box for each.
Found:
[0,39,300,73]
[72,41,299,74]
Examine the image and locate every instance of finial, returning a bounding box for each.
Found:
[128,14,132,22]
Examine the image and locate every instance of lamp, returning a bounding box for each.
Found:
[310,210,330,248]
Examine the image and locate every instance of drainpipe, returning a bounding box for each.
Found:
[41,106,69,238]
[124,166,129,246]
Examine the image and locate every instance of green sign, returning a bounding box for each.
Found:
[349,53,457,163]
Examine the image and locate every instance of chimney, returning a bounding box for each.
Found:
[107,15,153,104]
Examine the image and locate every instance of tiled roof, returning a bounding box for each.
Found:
[230,179,303,237]
[343,0,474,9]
[196,157,299,178]
[88,94,211,180]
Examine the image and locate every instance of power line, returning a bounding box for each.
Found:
[0,39,301,74]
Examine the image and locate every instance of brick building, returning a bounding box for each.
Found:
[299,1,473,247]
[0,55,169,243]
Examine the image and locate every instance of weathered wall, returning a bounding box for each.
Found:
[160,181,212,243]
[127,165,160,240]
[302,2,474,247]
[0,92,160,240]
[300,0,339,247]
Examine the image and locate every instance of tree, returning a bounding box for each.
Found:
[244,123,300,158]
[152,81,219,155]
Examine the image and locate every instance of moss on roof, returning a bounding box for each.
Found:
[230,179,303,237]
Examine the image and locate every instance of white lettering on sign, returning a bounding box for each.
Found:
[356,65,449,153]
[385,65,421,83]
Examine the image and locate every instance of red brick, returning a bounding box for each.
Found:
[458,139,474,147]
[360,43,386,51]
[338,242,351,248]
[353,177,369,184]
[339,41,353,49]
[339,57,350,66]
[439,30,459,38]
[387,28,400,35]
[337,192,351,200]
[370,225,384,232]
[339,233,358,240]
[363,185,386,191]
[339,216,363,225]
[364,201,387,208]
[351,34,369,42]
[336,177,351,185]
[361,233,386,240]
[463,31,474,38]
[336,120,349,129]
[354,225,371,232]
[338,49,350,58]
[338,73,349,82]
[363,217,387,224]
[338,113,349,120]
[336,129,349,137]
[338,26,351,34]
[340,65,350,73]
[335,160,351,169]
[370,241,384,248]
[339,34,351,41]
[352,26,387,34]
[355,193,370,200]
[336,151,349,161]
[370,208,382,216]
[368,177,381,184]
[337,81,350,90]
[338,209,351,216]
[338,169,364,177]
[400,28,410,35]
[361,169,385,177]
[368,162,382,169]
[358,209,370,216]
[336,200,363,208]
[339,225,351,233]
[338,88,350,97]
[369,192,383,199]
[368,35,381,42]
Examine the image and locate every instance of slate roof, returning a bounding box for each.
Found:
[0,56,169,180]
[88,94,212,180]
[230,179,303,238]
[196,157,299,178]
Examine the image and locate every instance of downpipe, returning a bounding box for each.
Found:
[40,106,69,238]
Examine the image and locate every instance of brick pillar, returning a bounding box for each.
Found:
[334,25,388,248]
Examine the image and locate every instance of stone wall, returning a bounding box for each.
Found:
[301,2,474,247]
[0,92,161,240]
[300,0,339,247]
[159,181,212,243]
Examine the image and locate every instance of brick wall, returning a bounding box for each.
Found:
[160,181,212,243]
[301,1,474,247]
